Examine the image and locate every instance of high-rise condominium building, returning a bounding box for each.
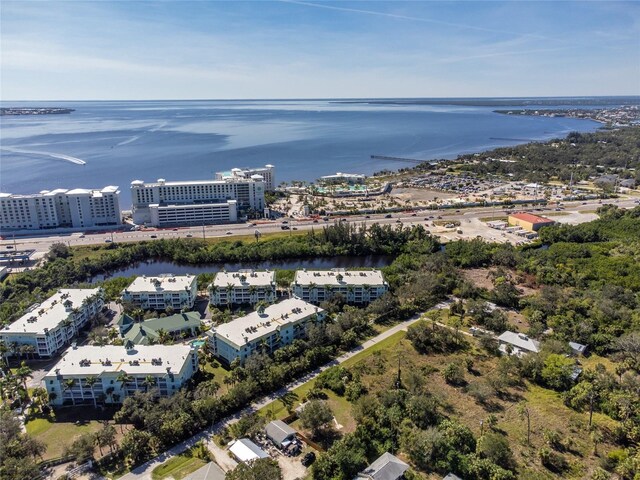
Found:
[131,176,265,227]
[43,344,198,406]
[215,165,275,191]
[0,288,104,357]
[0,186,122,231]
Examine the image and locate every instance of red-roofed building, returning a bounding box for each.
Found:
[508,212,555,232]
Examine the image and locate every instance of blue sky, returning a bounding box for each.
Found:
[1,1,638,100]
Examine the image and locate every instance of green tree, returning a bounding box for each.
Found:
[476,432,515,470]
[541,354,576,391]
[225,458,282,480]
[299,400,334,438]
[64,433,95,462]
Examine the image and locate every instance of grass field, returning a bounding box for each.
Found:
[26,416,102,460]
[151,449,207,480]
[257,326,621,479]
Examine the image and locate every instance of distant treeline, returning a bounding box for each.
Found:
[411,126,640,183]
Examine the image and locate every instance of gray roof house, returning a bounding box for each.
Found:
[184,462,225,480]
[443,474,462,480]
[265,420,297,448]
[497,331,540,357]
[357,452,409,480]
[569,341,587,356]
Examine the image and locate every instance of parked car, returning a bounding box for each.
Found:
[150,234,157,238]
[301,452,316,467]
[104,239,113,243]
[385,214,392,218]
[186,234,193,237]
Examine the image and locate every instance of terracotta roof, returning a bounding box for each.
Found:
[509,212,554,224]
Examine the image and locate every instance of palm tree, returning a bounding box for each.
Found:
[16,362,32,393]
[142,375,156,393]
[105,386,115,404]
[63,378,76,405]
[116,371,133,397]
[157,329,171,345]
[85,376,98,407]
[248,285,258,304]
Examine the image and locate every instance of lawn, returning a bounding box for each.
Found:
[257,331,406,421]
[151,450,207,480]
[26,416,102,460]
[202,360,233,395]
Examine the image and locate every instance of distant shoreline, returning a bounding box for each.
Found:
[0,107,75,116]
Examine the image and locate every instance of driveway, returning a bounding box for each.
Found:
[119,300,452,480]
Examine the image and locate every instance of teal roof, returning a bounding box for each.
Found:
[121,311,201,345]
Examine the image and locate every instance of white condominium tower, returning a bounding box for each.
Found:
[0,186,122,231]
[208,269,277,307]
[0,288,104,358]
[43,344,198,406]
[131,175,265,227]
[291,269,389,305]
[121,274,198,311]
[215,165,276,191]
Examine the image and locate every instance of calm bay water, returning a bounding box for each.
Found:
[0,98,610,207]
[90,255,395,282]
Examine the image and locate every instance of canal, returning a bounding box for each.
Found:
[90,254,396,282]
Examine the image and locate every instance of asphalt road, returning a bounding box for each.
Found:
[3,198,638,256]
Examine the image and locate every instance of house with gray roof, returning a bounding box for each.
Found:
[569,341,587,356]
[117,311,201,345]
[184,462,225,480]
[497,331,541,357]
[357,452,409,480]
[265,420,297,448]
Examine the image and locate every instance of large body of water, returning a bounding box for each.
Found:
[0,97,618,207]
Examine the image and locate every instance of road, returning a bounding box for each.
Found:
[3,197,638,256]
[119,301,451,480]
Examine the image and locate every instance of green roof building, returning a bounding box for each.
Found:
[117,311,201,345]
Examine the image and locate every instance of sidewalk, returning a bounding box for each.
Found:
[120,301,452,480]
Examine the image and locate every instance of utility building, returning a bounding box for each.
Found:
[508,212,555,232]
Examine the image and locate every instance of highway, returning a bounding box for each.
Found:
[1,197,638,256]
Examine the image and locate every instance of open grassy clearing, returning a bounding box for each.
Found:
[151,450,207,480]
[258,331,407,421]
[271,328,621,479]
[26,416,102,460]
[25,408,127,460]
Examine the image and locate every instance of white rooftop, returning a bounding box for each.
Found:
[124,274,196,293]
[2,288,101,335]
[44,344,194,377]
[131,178,262,187]
[321,172,365,179]
[214,298,323,347]
[212,270,275,288]
[229,438,268,463]
[497,331,540,353]
[293,269,387,287]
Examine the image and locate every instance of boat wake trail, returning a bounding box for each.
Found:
[116,136,141,146]
[1,147,87,165]
[114,122,166,147]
